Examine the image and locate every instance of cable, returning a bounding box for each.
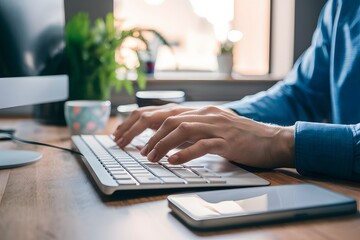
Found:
[0,129,83,156]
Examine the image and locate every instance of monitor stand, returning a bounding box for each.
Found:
[0,150,42,168]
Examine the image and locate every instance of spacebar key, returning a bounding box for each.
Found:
[117,179,137,185]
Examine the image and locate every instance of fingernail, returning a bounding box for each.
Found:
[140,144,148,156]
[147,149,157,162]
[169,155,179,163]
[117,137,124,146]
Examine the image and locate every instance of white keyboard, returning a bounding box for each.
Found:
[82,135,226,185]
[71,134,269,195]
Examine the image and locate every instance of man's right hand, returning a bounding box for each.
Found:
[113,103,195,148]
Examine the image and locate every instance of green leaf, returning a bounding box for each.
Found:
[136,68,146,90]
[66,13,90,44]
[105,13,115,37]
[123,79,134,95]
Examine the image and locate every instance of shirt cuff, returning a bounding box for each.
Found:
[295,121,354,179]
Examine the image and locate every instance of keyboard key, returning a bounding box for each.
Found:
[171,169,199,178]
[129,169,148,173]
[109,170,127,175]
[132,172,154,177]
[184,178,208,184]
[147,166,177,177]
[117,179,137,185]
[118,160,136,164]
[130,138,145,147]
[95,135,117,148]
[104,164,121,168]
[164,164,184,169]
[206,178,226,183]
[123,166,142,170]
[115,157,135,161]
[158,158,168,163]
[113,174,132,180]
[122,162,141,166]
[124,146,138,153]
[98,157,115,161]
[135,176,162,184]
[101,160,118,164]
[161,177,185,184]
[106,167,124,171]
[143,162,160,165]
[192,169,221,178]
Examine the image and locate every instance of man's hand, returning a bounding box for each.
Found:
[113,103,196,147]
[114,105,295,169]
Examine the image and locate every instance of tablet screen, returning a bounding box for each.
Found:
[168,184,355,220]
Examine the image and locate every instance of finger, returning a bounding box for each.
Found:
[146,122,218,162]
[142,114,220,156]
[117,112,157,147]
[114,103,193,141]
[167,138,226,165]
[117,106,192,147]
[113,107,153,141]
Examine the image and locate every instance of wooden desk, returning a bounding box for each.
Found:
[0,117,359,240]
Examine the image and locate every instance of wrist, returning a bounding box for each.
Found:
[272,126,295,168]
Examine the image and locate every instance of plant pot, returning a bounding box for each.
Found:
[217,53,233,74]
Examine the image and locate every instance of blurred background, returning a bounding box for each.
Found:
[1,0,327,115]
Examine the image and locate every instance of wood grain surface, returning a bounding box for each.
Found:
[0,117,359,240]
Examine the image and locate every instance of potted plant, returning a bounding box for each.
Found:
[66,12,170,100]
[217,40,234,74]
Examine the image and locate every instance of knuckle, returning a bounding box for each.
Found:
[178,122,191,131]
[197,139,210,150]
[168,107,179,116]
[132,109,142,117]
[202,105,220,113]
[139,112,152,122]
[163,116,177,127]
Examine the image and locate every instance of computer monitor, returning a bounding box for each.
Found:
[0,0,68,168]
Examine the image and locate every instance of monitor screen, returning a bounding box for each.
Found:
[0,0,68,109]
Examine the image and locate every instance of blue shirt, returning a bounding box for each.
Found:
[225,0,360,181]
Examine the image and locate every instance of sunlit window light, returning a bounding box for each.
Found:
[144,0,165,5]
[227,30,243,43]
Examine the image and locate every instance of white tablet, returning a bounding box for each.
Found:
[168,184,357,229]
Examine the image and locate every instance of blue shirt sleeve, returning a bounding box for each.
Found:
[223,1,360,181]
[295,122,360,181]
[224,1,334,126]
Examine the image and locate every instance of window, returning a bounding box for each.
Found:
[114,0,294,79]
[114,0,294,78]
